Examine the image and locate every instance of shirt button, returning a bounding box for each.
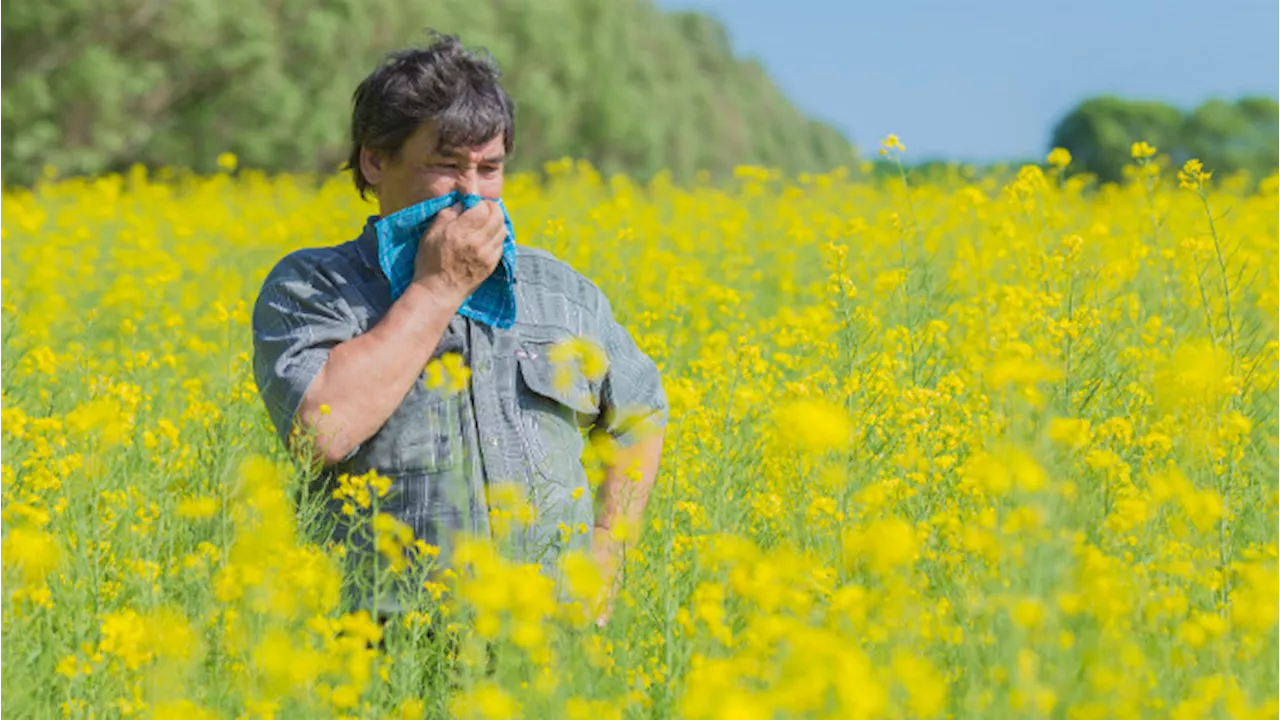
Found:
[489,438,499,447]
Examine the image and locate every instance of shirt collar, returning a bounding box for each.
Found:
[354,215,380,268]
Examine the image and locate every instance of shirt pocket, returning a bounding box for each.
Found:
[513,338,599,486]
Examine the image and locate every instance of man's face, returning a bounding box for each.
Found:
[361,122,505,217]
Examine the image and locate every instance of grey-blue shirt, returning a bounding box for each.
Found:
[251,219,668,593]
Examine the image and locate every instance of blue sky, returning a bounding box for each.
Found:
[656,0,1279,162]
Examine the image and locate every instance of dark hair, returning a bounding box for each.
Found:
[345,32,515,198]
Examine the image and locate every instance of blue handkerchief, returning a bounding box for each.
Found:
[375,191,517,329]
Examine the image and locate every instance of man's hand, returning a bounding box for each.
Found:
[413,201,507,304]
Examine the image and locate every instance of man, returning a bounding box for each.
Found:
[251,33,667,619]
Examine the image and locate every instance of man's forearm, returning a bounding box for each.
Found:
[296,283,461,465]
[594,430,665,538]
[589,429,664,623]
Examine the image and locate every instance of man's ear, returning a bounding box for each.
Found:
[359,146,384,188]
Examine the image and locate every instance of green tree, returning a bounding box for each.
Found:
[1182,97,1279,181]
[1049,95,1279,185]
[1,0,856,186]
[1048,97,1183,184]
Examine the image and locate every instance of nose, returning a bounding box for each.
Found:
[456,168,480,197]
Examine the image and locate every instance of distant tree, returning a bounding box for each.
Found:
[1183,99,1249,176]
[1048,97,1183,183]
[0,0,856,186]
[1238,97,1280,178]
[1183,97,1279,181]
[1049,95,1279,185]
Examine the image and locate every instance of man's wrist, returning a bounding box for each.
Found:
[403,276,466,314]
[393,281,465,346]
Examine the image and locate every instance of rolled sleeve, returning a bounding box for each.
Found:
[595,299,669,449]
[252,252,359,446]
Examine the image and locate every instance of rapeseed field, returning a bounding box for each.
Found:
[2,143,1277,719]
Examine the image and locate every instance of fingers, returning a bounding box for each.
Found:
[424,201,502,246]
[424,205,460,240]
[489,213,508,244]
[455,199,502,232]
[484,201,505,232]
[432,204,460,225]
[422,199,505,274]
[480,222,507,268]
[472,203,507,261]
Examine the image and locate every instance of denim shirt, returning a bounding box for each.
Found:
[251,220,668,606]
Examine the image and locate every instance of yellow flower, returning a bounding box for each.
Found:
[441,352,472,392]
[390,699,427,720]
[1178,158,1212,191]
[960,446,1048,496]
[1011,597,1046,630]
[2,527,60,585]
[844,518,918,575]
[216,152,239,172]
[891,650,947,718]
[773,398,852,454]
[549,336,610,392]
[329,684,360,710]
[1046,147,1072,168]
[64,397,130,447]
[153,700,218,720]
[880,133,906,155]
[373,513,415,572]
[98,609,152,670]
[1256,172,1280,196]
[55,655,80,679]
[426,352,470,393]
[176,496,220,520]
[1179,485,1223,533]
[1046,417,1091,450]
[988,346,1063,407]
[1130,141,1157,159]
[1154,340,1235,413]
[425,360,446,390]
[732,164,771,181]
[561,550,604,604]
[450,681,520,720]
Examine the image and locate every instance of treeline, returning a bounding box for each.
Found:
[1050,96,1278,183]
[0,0,854,186]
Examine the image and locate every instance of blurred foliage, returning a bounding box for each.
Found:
[0,0,856,186]
[1050,96,1278,184]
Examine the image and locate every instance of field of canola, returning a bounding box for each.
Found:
[1,146,1277,719]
